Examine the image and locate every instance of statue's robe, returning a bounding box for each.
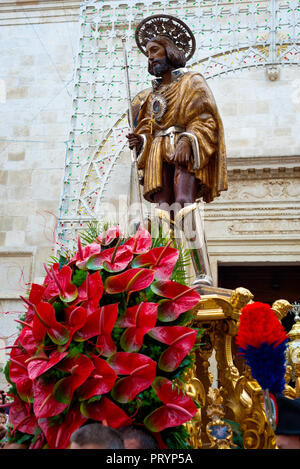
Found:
[131,68,228,203]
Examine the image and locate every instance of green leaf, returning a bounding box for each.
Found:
[79,220,101,246]
[59,255,68,271]
[170,240,193,286]
[72,269,87,287]
[111,326,124,345]
[53,379,72,405]
[87,395,103,404]
[162,425,191,449]
[4,429,33,447]
[53,301,65,322]
[4,360,12,385]
[67,341,85,359]
[40,367,69,386]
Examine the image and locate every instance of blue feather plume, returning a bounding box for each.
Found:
[238,339,288,394]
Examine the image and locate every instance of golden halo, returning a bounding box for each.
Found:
[135,14,196,62]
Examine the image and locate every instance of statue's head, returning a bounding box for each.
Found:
[145,35,186,77]
[135,15,195,77]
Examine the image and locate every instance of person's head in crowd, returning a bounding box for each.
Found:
[70,423,124,449]
[0,414,6,442]
[275,395,300,449]
[2,442,29,449]
[119,425,159,449]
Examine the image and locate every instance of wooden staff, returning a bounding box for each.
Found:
[122,37,145,229]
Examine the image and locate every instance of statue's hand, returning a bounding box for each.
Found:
[126,132,143,150]
[170,138,192,166]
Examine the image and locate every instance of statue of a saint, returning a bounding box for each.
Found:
[126,15,228,211]
[126,15,228,287]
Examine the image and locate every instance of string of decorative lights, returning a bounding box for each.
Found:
[56,0,300,254]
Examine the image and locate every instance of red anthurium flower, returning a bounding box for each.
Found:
[123,228,152,254]
[33,379,68,419]
[9,337,34,401]
[105,268,155,302]
[86,244,133,273]
[43,264,78,303]
[108,353,157,403]
[17,326,37,355]
[74,303,118,357]
[96,225,122,246]
[62,305,87,349]
[29,432,47,449]
[80,396,132,429]
[72,279,89,304]
[144,377,197,432]
[33,355,94,420]
[80,271,103,314]
[148,326,197,372]
[42,262,60,300]
[77,355,117,401]
[32,302,69,345]
[132,241,179,280]
[21,283,46,322]
[96,303,119,357]
[52,355,94,407]
[151,280,200,322]
[9,396,38,435]
[9,359,33,403]
[73,271,102,305]
[27,350,68,381]
[117,302,158,352]
[73,307,102,342]
[70,236,101,269]
[38,404,87,449]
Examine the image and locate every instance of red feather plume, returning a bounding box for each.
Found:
[236,301,288,350]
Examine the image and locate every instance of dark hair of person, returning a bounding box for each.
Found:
[118,425,159,449]
[70,423,124,449]
[147,35,187,69]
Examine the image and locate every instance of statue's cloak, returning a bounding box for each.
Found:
[131,70,228,203]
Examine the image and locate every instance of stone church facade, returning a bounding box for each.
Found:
[0,0,299,385]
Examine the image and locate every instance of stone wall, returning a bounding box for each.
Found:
[0,0,299,388]
[205,67,300,284]
[0,1,81,386]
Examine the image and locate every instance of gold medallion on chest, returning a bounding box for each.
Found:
[150,93,168,122]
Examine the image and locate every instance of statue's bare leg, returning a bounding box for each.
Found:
[152,162,175,206]
[152,163,198,223]
[174,165,198,207]
[152,163,176,231]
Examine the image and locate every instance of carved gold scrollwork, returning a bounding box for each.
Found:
[185,286,285,449]
[182,359,206,448]
[286,305,300,398]
[205,388,235,449]
[272,299,292,321]
[235,368,276,449]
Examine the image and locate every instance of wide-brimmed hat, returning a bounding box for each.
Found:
[135,14,196,62]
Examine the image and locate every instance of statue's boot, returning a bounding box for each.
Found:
[174,203,213,287]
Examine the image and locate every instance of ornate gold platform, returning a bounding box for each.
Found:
[183,286,296,449]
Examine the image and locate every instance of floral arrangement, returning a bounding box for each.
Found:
[3,226,202,449]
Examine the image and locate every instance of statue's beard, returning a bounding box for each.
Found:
[148,56,171,77]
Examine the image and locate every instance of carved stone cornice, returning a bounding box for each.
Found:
[206,205,300,218]
[209,175,300,207]
[0,0,82,25]
[227,155,300,180]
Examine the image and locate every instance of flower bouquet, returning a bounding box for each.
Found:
[3,226,201,449]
